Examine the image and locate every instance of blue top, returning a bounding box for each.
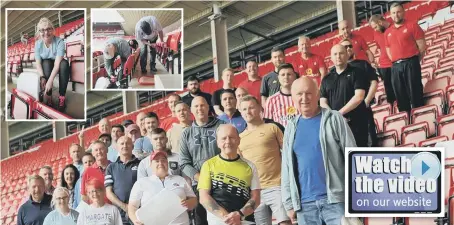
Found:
[43,209,79,225]
[34,36,65,60]
[293,113,327,203]
[133,136,153,153]
[17,194,52,225]
[218,111,247,133]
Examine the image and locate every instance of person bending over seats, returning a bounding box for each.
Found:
[43,187,79,225]
[35,17,70,112]
[128,39,139,52]
[135,16,164,73]
[103,37,132,89]
[77,179,122,225]
[128,151,198,225]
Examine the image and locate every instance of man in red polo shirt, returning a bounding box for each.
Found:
[238,61,262,105]
[296,36,327,87]
[369,14,395,105]
[385,2,426,113]
[81,140,111,204]
[160,94,181,131]
[337,20,375,65]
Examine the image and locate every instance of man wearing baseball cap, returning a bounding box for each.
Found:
[135,16,164,73]
[128,150,197,225]
[103,37,132,89]
[125,124,141,143]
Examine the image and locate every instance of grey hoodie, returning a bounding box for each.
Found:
[104,37,131,76]
[281,108,357,212]
[179,117,225,181]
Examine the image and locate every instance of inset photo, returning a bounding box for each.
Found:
[91,8,183,91]
[5,8,87,121]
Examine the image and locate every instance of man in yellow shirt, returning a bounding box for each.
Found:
[238,95,291,225]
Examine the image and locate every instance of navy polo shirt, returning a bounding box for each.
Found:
[104,156,140,223]
[17,194,52,225]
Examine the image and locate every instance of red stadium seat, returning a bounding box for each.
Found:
[398,143,416,147]
[447,85,454,106]
[33,102,73,120]
[66,41,84,58]
[419,135,448,147]
[406,217,438,225]
[424,76,450,93]
[411,104,439,136]
[384,112,409,144]
[438,114,454,140]
[70,57,85,84]
[377,130,398,147]
[10,89,35,120]
[401,122,429,145]
[372,103,392,132]
[92,67,107,89]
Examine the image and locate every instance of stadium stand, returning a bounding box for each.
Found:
[1,1,454,225]
[6,15,85,120]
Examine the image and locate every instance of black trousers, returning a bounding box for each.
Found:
[192,185,208,225]
[366,106,378,147]
[377,67,395,104]
[41,58,70,96]
[140,37,158,71]
[348,116,369,147]
[391,56,424,113]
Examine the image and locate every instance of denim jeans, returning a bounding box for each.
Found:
[296,197,344,225]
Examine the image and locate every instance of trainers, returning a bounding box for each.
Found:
[58,96,66,112]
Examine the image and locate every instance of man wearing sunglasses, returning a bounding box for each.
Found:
[340,39,378,147]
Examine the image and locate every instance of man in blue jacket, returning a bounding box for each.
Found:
[281,77,357,225]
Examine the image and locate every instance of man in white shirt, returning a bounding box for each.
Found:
[135,16,164,73]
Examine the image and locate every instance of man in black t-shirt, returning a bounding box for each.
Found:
[212,68,236,116]
[320,44,369,147]
[340,39,378,147]
[260,47,285,106]
[182,75,214,114]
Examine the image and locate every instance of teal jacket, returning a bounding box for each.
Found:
[281,108,357,211]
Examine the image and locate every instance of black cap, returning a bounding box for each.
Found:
[122,120,134,127]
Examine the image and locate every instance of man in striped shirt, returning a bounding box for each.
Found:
[264,63,299,127]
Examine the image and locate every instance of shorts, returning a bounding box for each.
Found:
[254,186,290,225]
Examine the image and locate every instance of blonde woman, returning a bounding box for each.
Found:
[35,17,70,112]
[43,187,79,225]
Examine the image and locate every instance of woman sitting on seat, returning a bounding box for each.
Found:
[35,17,70,112]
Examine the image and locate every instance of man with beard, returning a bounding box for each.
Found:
[261,47,285,105]
[337,20,375,65]
[295,36,327,87]
[212,68,236,116]
[340,39,378,147]
[385,2,426,113]
[180,96,225,225]
[182,75,214,114]
[369,15,395,105]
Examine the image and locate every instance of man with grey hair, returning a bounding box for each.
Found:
[69,143,85,173]
[180,96,225,225]
[296,36,327,87]
[39,166,55,195]
[103,37,132,88]
[282,77,356,225]
[17,175,52,225]
[369,14,395,105]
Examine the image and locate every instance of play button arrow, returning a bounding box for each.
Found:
[422,161,430,175]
